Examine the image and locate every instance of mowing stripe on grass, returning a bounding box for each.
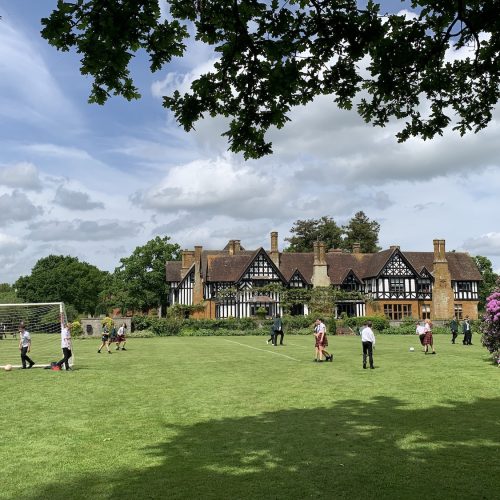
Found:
[222,339,301,361]
[286,342,311,350]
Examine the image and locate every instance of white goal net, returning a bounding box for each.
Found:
[0,302,71,369]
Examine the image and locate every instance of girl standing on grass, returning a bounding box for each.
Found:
[423,320,436,355]
[314,318,333,362]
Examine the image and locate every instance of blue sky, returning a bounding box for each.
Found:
[0,1,499,284]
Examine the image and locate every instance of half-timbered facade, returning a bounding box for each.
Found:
[165,233,482,320]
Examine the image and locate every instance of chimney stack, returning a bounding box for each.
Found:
[318,241,326,264]
[234,240,241,253]
[181,250,195,278]
[312,240,330,287]
[270,231,280,267]
[353,242,361,254]
[193,246,204,313]
[431,239,453,320]
[313,241,320,265]
[433,239,446,262]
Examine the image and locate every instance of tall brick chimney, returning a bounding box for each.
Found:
[352,242,361,254]
[234,240,241,253]
[312,240,330,287]
[193,245,204,306]
[431,239,454,320]
[270,231,280,267]
[181,250,195,279]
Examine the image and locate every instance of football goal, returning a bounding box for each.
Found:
[0,302,71,369]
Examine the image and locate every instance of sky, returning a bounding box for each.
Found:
[0,1,499,284]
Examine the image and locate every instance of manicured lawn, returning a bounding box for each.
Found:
[1,335,499,499]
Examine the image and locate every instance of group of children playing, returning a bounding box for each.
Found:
[97,323,127,354]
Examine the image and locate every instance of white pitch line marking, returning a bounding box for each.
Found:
[222,339,300,361]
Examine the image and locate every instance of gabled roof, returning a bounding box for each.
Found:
[165,261,182,282]
[340,268,363,284]
[324,252,373,283]
[280,253,314,283]
[166,245,482,284]
[361,248,396,278]
[206,250,256,282]
[236,248,287,283]
[404,252,482,281]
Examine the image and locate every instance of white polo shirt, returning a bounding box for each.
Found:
[61,326,71,349]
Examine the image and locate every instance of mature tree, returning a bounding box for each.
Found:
[108,236,181,316]
[341,211,381,253]
[15,255,108,314]
[0,283,22,304]
[474,255,499,311]
[41,1,500,159]
[285,216,342,252]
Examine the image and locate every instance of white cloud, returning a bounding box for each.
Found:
[132,155,295,220]
[0,191,42,226]
[0,232,24,255]
[53,185,105,211]
[0,163,42,190]
[463,233,500,257]
[22,144,92,161]
[27,220,140,242]
[0,16,80,129]
[151,58,219,98]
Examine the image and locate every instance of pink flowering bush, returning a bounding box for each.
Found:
[481,290,500,364]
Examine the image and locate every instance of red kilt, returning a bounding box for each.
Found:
[315,334,328,348]
[423,332,433,345]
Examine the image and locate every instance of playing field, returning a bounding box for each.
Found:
[1,335,499,500]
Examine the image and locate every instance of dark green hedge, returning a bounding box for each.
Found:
[342,316,390,331]
[132,315,320,336]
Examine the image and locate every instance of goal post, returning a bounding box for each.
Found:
[0,302,73,369]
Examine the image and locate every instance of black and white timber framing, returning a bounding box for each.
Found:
[167,244,480,319]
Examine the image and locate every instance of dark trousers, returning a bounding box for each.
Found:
[57,348,72,370]
[362,341,374,368]
[20,347,34,368]
[463,332,472,345]
[274,330,284,345]
[451,330,458,343]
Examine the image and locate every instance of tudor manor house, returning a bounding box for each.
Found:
[165,232,482,321]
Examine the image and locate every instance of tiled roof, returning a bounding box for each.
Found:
[166,246,482,284]
[165,261,182,282]
[206,251,256,282]
[279,253,314,283]
[405,252,482,281]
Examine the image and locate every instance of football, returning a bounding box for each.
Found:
[4,364,13,371]
[409,347,415,352]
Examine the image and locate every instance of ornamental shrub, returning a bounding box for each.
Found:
[101,316,114,331]
[480,290,500,363]
[343,315,389,332]
[69,320,83,337]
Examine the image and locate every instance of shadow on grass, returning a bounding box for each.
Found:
[23,397,500,500]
